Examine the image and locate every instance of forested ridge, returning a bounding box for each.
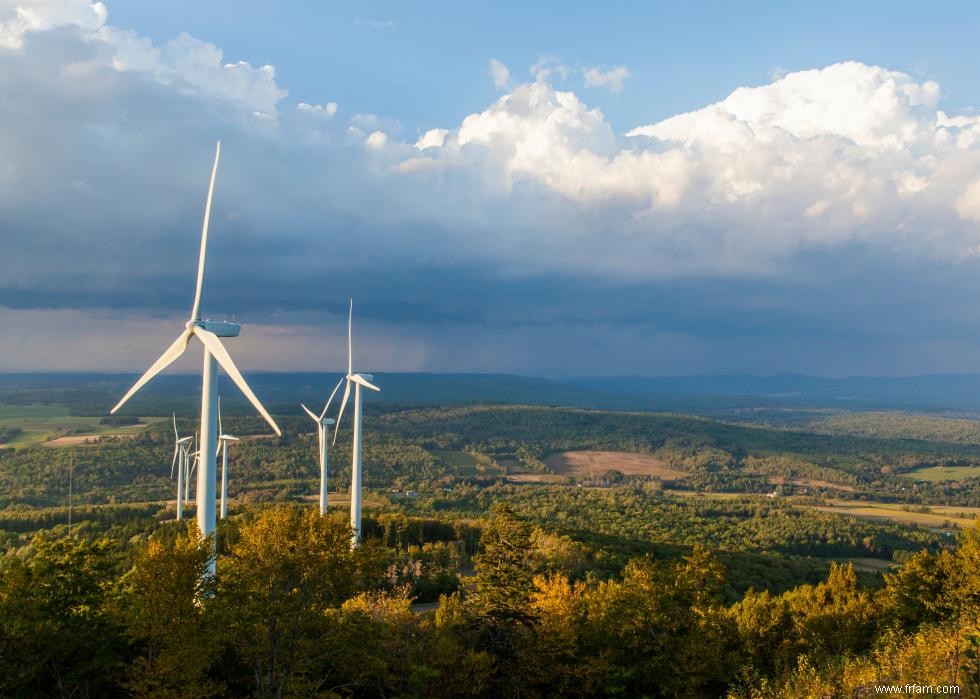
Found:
[1,504,978,697]
[2,402,980,695]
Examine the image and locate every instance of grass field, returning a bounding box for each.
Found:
[543,451,689,480]
[0,403,162,448]
[899,465,980,482]
[837,557,899,573]
[805,499,980,530]
[432,450,502,476]
[768,476,857,492]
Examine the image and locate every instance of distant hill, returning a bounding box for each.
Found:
[569,373,980,412]
[5,371,980,416]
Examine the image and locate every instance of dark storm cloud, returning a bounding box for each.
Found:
[3,4,980,375]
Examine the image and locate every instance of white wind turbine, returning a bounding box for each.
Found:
[186,431,199,503]
[301,377,343,515]
[216,397,239,519]
[111,142,281,572]
[171,414,193,521]
[333,300,380,545]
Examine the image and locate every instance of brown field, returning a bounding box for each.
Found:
[505,473,565,484]
[45,433,140,446]
[838,557,898,573]
[806,500,980,530]
[543,451,688,480]
[769,476,857,492]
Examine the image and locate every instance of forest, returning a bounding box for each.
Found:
[1,504,978,697]
[2,391,980,695]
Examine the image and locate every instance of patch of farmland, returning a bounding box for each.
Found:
[899,465,980,482]
[543,451,688,481]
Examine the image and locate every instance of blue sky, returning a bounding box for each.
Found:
[108,1,980,129]
[2,1,980,377]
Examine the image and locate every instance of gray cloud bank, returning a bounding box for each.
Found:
[2,1,980,376]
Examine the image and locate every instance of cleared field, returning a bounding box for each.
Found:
[0,403,162,448]
[506,473,565,484]
[670,490,758,501]
[432,450,502,476]
[837,557,898,573]
[543,451,688,480]
[805,499,980,530]
[769,476,857,492]
[899,466,980,482]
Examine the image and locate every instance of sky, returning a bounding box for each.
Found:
[2,0,980,377]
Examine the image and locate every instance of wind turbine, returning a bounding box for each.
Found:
[333,300,380,546]
[111,142,281,572]
[186,431,199,503]
[217,397,239,519]
[301,377,343,515]
[171,414,193,521]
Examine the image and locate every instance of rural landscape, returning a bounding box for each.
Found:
[2,373,980,696]
[4,1,980,697]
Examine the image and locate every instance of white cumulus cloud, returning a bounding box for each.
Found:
[379,61,980,276]
[583,65,630,93]
[3,3,980,300]
[489,58,510,89]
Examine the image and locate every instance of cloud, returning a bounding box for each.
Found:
[415,128,448,150]
[530,55,570,83]
[386,61,980,278]
[0,0,105,49]
[4,3,980,374]
[583,65,629,93]
[297,101,338,117]
[489,58,510,89]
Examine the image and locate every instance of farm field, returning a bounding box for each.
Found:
[432,450,502,476]
[805,499,980,530]
[0,403,164,448]
[837,557,899,573]
[767,475,857,492]
[543,450,688,480]
[899,465,980,481]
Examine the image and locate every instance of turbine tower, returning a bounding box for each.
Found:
[171,414,193,521]
[217,397,239,519]
[301,376,343,515]
[333,300,380,546]
[111,142,281,573]
[185,430,198,503]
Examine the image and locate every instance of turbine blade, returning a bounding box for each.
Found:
[352,374,380,392]
[171,444,179,477]
[193,326,282,436]
[218,395,223,440]
[111,328,193,413]
[173,412,178,441]
[301,403,319,422]
[347,298,353,376]
[191,141,221,322]
[319,376,345,420]
[333,379,351,446]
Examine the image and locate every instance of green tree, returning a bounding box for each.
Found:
[216,506,385,698]
[472,502,534,622]
[0,535,125,697]
[120,523,221,698]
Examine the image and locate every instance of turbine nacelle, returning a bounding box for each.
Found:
[202,319,240,337]
[349,373,380,392]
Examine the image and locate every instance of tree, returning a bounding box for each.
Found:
[120,523,221,698]
[216,506,385,698]
[472,502,534,622]
[0,535,125,697]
